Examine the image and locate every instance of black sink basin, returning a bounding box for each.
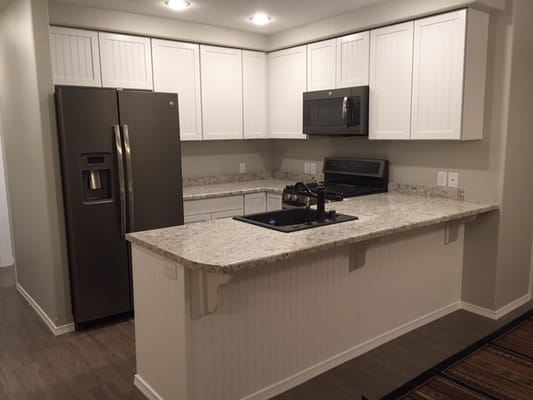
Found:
[234,208,358,233]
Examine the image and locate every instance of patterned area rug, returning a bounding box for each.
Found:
[383,311,533,400]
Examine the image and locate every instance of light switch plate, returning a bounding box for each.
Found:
[304,162,310,174]
[448,172,459,188]
[239,163,246,174]
[310,163,317,174]
[437,171,448,187]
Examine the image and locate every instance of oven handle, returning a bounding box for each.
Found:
[342,96,349,127]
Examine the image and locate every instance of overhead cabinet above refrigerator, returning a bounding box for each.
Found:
[55,87,184,327]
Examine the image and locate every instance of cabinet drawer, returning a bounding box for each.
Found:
[184,195,243,216]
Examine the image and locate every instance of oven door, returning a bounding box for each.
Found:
[303,86,368,136]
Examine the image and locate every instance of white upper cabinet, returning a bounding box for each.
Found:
[152,39,202,141]
[243,51,268,139]
[200,45,243,140]
[99,32,153,90]
[369,21,414,140]
[307,39,336,91]
[268,46,307,139]
[336,32,370,88]
[411,10,466,140]
[49,26,101,87]
[411,9,487,140]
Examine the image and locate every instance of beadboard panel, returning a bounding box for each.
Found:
[49,26,101,87]
[186,225,463,400]
[99,32,153,90]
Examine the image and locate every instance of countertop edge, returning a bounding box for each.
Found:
[127,203,498,274]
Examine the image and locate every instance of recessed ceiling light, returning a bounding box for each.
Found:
[249,13,272,25]
[164,0,191,11]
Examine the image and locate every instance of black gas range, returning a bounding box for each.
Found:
[282,158,389,209]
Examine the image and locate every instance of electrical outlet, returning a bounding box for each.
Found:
[239,163,246,174]
[310,163,317,174]
[304,162,310,174]
[448,172,459,188]
[437,171,448,187]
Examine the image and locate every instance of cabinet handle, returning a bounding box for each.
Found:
[114,125,127,237]
[122,124,135,233]
[342,96,349,127]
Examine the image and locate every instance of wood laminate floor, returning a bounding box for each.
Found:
[0,266,531,400]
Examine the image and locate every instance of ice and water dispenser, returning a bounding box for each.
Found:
[81,154,112,202]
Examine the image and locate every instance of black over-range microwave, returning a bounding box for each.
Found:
[303,86,369,136]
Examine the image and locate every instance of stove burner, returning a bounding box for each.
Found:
[281,158,388,209]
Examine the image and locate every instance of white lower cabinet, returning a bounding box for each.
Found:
[212,209,244,220]
[244,192,267,214]
[183,192,280,223]
[183,195,244,223]
[184,213,211,224]
[267,193,283,211]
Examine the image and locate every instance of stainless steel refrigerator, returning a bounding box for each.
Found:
[55,86,184,327]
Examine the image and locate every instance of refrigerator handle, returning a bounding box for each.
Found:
[122,124,135,233]
[114,125,127,237]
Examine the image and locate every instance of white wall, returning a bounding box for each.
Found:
[0,0,71,325]
[48,1,269,51]
[181,140,274,179]
[267,0,505,50]
[0,112,13,267]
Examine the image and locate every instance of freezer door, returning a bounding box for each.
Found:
[118,91,184,232]
[55,86,132,324]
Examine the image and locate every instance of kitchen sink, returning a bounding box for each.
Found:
[234,208,358,233]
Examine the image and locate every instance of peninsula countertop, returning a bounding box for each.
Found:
[126,192,499,274]
[182,179,293,201]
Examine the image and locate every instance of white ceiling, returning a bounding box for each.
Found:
[53,0,390,34]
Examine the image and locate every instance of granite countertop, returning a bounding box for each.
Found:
[127,193,498,274]
[182,179,293,200]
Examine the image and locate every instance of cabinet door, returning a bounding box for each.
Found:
[49,26,101,87]
[411,10,466,140]
[200,45,243,140]
[152,39,202,141]
[243,51,268,139]
[369,22,414,140]
[99,32,153,90]
[336,32,369,88]
[307,39,336,91]
[268,46,307,139]
[184,213,211,224]
[211,209,243,220]
[244,192,267,215]
[267,193,282,211]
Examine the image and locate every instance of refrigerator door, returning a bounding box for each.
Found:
[55,86,132,325]
[118,91,184,232]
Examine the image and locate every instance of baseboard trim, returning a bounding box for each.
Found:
[134,375,165,400]
[241,301,463,400]
[16,283,74,336]
[461,293,531,320]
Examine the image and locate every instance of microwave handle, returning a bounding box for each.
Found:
[342,96,349,127]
